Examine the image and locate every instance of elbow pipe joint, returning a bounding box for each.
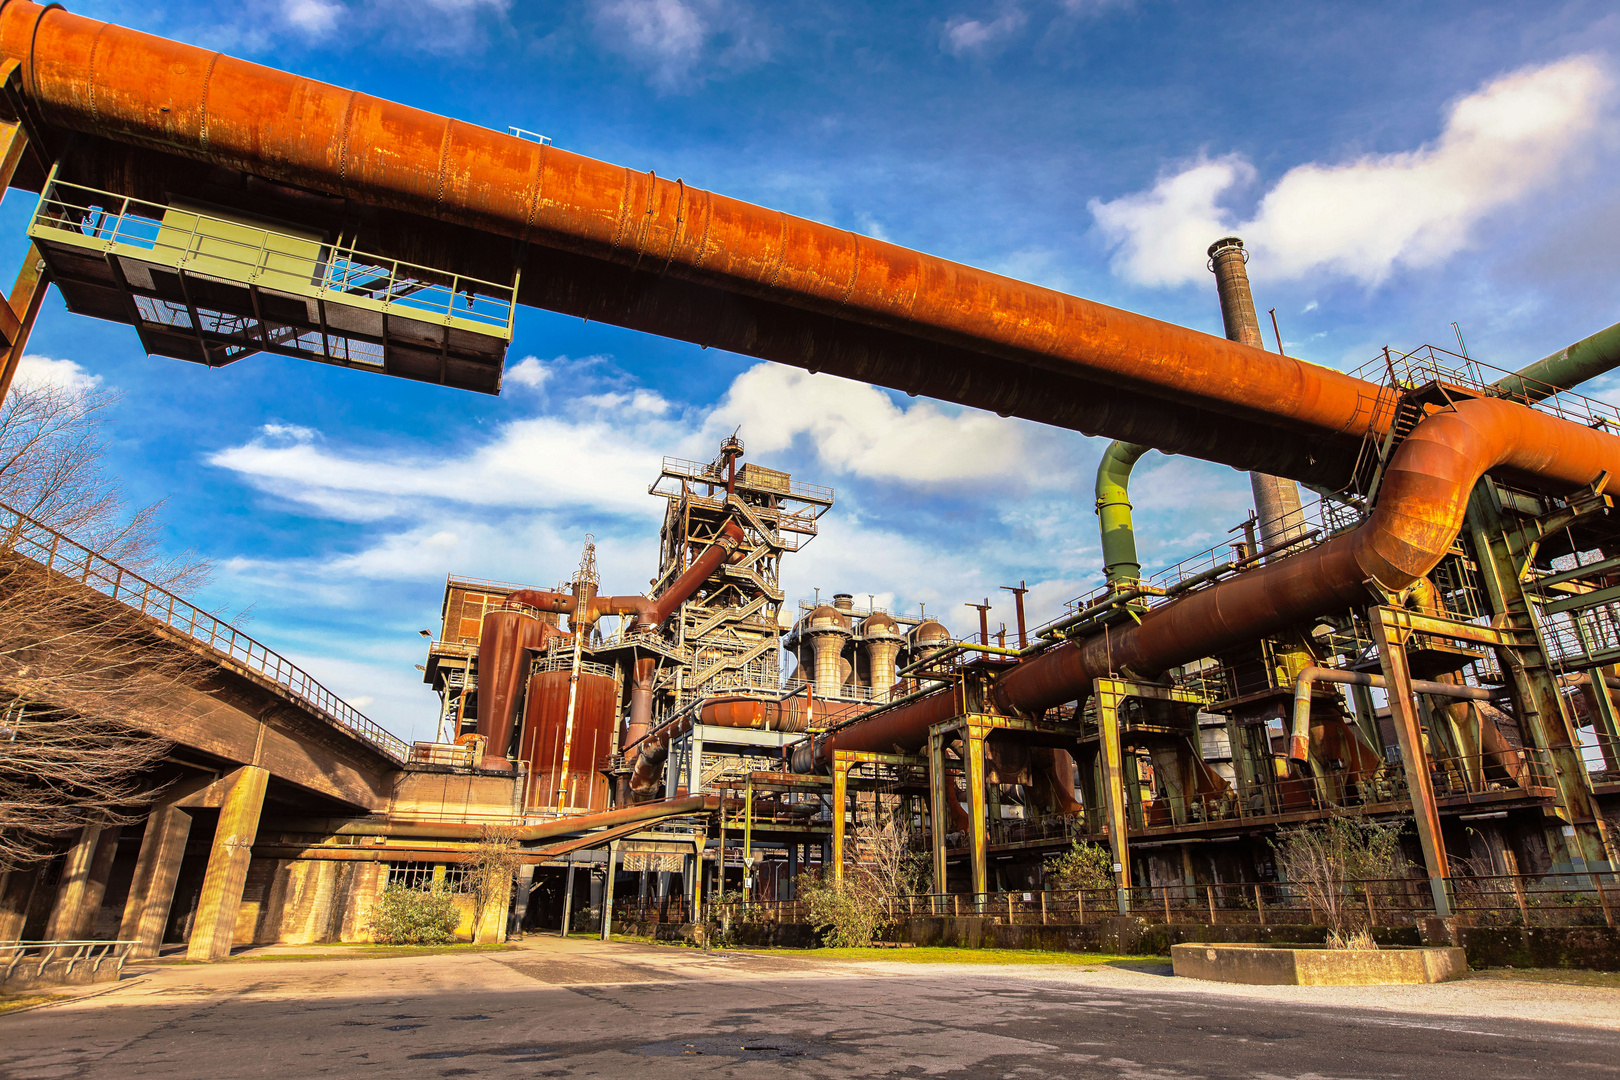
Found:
[1290,666,1496,764]
[1096,440,1149,589]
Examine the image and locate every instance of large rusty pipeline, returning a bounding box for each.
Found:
[795,397,1620,769]
[0,1,1399,486]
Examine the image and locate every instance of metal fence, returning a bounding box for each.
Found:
[0,500,408,760]
[691,872,1618,930]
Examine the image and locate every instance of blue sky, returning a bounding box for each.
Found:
[8,0,1620,741]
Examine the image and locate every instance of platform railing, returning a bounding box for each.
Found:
[0,500,408,761]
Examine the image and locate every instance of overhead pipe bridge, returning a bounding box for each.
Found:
[0,0,1407,489]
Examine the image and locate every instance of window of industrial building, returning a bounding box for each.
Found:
[385,861,470,893]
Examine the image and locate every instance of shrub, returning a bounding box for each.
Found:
[799,870,889,948]
[369,884,461,945]
[1271,814,1401,947]
[1043,839,1114,892]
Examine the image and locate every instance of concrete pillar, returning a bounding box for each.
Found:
[115,806,192,958]
[508,864,535,939]
[0,867,42,943]
[186,766,268,962]
[72,826,123,939]
[44,825,107,940]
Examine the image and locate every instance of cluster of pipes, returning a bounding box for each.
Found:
[10,2,1620,825]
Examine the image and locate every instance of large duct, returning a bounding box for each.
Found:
[1207,237,1307,552]
[795,396,1620,769]
[474,608,558,770]
[1096,440,1148,589]
[0,0,1405,490]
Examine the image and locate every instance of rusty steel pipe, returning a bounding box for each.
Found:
[796,397,1620,768]
[0,1,1399,483]
[994,396,1620,714]
[1287,667,1494,763]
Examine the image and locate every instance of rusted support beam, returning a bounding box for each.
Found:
[1370,608,1453,917]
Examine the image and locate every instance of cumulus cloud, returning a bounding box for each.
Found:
[592,0,771,92]
[941,8,1028,56]
[1091,55,1613,287]
[282,0,341,34]
[14,354,102,393]
[504,355,552,391]
[703,365,1040,485]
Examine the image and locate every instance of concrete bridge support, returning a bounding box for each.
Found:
[119,804,195,959]
[186,766,268,962]
[42,824,121,941]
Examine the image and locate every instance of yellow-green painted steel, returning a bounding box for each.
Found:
[1096,441,1149,588]
[1492,320,1620,403]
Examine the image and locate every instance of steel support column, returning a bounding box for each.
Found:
[928,728,949,895]
[831,753,849,885]
[964,724,989,909]
[599,841,619,941]
[1370,608,1453,917]
[1092,680,1134,913]
[1467,482,1615,869]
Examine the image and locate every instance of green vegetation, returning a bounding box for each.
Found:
[1271,814,1402,948]
[1467,967,1620,990]
[367,884,462,945]
[760,946,1168,967]
[1043,840,1114,892]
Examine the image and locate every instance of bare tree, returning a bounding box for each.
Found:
[0,373,211,870]
[466,824,523,939]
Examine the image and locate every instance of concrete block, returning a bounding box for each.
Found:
[1171,942,1468,985]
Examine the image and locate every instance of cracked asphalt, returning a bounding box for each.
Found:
[2,936,1617,1078]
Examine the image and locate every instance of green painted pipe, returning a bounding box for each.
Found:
[1096,440,1149,588]
[1490,320,1620,403]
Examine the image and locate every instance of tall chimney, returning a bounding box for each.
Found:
[1207,237,1307,552]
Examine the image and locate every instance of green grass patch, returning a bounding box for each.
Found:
[1467,967,1620,990]
[751,946,1169,967]
[0,993,68,1014]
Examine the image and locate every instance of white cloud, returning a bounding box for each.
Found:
[282,0,341,34]
[1091,55,1613,287]
[504,355,552,391]
[592,0,770,92]
[704,365,1040,485]
[941,8,1028,56]
[209,413,673,522]
[14,354,102,393]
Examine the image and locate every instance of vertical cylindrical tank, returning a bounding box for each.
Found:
[1207,236,1306,553]
[475,608,548,770]
[518,669,619,811]
[861,612,904,698]
[804,603,852,699]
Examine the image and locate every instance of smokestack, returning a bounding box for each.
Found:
[1208,237,1307,552]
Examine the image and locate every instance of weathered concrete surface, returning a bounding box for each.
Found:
[1172,942,1468,985]
[1,936,1617,1078]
